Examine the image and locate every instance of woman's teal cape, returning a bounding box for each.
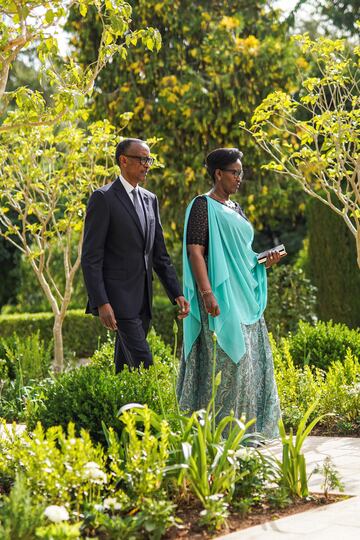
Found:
[183,196,267,364]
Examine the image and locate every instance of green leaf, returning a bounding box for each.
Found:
[45,9,55,24]
[79,3,88,17]
[146,38,154,51]
[104,31,114,45]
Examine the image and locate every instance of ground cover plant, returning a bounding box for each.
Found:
[0,395,340,539]
[0,322,353,538]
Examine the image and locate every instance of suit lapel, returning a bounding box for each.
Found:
[113,177,145,240]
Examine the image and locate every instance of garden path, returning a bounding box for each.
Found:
[218,436,360,540]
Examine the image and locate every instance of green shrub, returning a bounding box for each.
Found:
[0,357,9,381]
[0,331,52,386]
[0,370,54,424]
[0,332,53,423]
[26,333,177,445]
[148,324,175,362]
[288,320,360,370]
[271,335,321,427]
[0,474,45,540]
[272,334,360,434]
[25,365,123,444]
[0,334,18,380]
[0,311,54,344]
[319,352,360,431]
[265,264,317,338]
[0,422,106,509]
[108,405,171,500]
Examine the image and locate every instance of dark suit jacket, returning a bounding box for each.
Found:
[81,177,182,319]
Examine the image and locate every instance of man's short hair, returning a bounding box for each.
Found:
[115,138,147,166]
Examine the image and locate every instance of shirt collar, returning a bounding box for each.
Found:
[119,174,137,195]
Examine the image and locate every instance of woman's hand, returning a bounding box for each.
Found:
[202,292,220,317]
[265,250,283,269]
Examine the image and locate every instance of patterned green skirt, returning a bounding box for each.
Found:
[177,294,281,440]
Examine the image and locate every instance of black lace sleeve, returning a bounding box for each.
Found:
[186,196,209,248]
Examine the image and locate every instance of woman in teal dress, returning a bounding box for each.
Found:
[177,148,281,439]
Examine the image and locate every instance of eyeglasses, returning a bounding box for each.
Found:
[220,168,244,179]
[122,155,154,166]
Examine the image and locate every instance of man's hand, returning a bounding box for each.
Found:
[175,296,190,319]
[98,303,117,330]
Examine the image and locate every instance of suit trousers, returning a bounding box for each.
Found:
[114,289,152,373]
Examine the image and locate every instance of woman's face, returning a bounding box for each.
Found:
[215,159,243,194]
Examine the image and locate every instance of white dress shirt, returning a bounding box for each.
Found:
[119,174,138,205]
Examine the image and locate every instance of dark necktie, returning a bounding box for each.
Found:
[132,188,146,236]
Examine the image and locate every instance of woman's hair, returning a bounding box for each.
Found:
[205,147,243,182]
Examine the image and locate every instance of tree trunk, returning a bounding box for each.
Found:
[53,314,65,373]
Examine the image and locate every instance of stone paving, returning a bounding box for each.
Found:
[218,436,360,540]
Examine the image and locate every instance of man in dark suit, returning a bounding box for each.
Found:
[81,138,189,372]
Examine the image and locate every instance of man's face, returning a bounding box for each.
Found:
[119,142,151,186]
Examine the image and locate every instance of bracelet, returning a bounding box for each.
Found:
[200,289,212,297]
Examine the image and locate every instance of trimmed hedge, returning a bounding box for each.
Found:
[0,309,108,358]
[307,199,360,328]
[0,298,180,358]
[288,320,360,371]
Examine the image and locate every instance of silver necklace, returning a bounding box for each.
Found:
[209,192,236,209]
[224,199,236,209]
